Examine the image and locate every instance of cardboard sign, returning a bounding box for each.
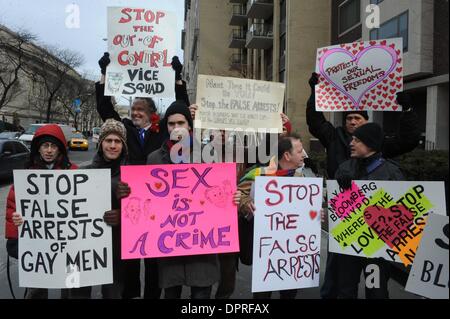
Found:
[195,74,285,132]
[315,38,403,111]
[14,170,112,289]
[327,180,447,266]
[252,177,323,293]
[405,213,449,299]
[105,7,176,99]
[120,163,239,259]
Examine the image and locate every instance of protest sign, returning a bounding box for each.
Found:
[14,169,112,289]
[195,74,285,132]
[406,213,449,299]
[252,176,323,293]
[105,7,176,99]
[315,38,403,111]
[120,163,239,259]
[327,180,447,266]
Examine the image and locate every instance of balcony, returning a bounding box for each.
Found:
[230,4,248,26]
[246,0,273,20]
[229,0,247,3]
[229,29,246,49]
[246,23,273,49]
[230,53,247,75]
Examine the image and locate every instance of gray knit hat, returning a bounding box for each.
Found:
[99,119,127,155]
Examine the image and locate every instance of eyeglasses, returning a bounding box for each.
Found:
[40,142,58,150]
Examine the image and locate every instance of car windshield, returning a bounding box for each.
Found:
[0,132,18,139]
[24,125,41,135]
[72,133,84,139]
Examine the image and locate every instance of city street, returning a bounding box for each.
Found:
[0,140,421,299]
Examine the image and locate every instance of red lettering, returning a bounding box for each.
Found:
[265,180,283,206]
[118,51,129,66]
[156,11,165,24]
[118,8,133,23]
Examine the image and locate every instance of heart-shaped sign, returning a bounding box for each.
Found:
[319,45,397,109]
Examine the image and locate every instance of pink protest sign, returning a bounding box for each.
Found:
[120,163,239,259]
[315,38,403,112]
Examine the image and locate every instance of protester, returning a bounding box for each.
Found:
[5,124,78,299]
[334,122,404,299]
[306,72,421,299]
[96,52,192,298]
[237,134,314,299]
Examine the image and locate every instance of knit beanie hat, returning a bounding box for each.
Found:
[99,119,127,154]
[36,135,66,154]
[162,101,193,130]
[345,111,369,121]
[353,122,383,152]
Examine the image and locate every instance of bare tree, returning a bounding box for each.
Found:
[0,29,36,111]
[28,45,84,123]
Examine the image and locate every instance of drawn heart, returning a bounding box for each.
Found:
[319,45,397,109]
[309,210,318,220]
[154,182,162,189]
[200,200,205,205]
[150,215,155,221]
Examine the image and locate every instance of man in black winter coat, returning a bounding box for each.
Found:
[334,122,404,299]
[305,73,420,299]
[95,53,190,299]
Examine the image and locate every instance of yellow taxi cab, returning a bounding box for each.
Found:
[68,132,89,151]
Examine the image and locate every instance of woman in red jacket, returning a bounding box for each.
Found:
[5,124,78,299]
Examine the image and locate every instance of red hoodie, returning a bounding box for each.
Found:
[5,124,78,239]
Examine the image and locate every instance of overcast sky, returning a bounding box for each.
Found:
[0,0,185,80]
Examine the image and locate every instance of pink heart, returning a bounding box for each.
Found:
[319,45,397,109]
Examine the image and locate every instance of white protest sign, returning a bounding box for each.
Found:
[14,169,113,289]
[195,74,285,132]
[406,213,449,299]
[327,180,447,266]
[105,7,176,99]
[252,176,323,293]
[315,38,403,112]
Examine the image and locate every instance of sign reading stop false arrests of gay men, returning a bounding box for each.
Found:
[195,74,285,132]
[120,163,239,259]
[405,213,449,299]
[252,177,323,293]
[14,170,112,289]
[327,180,447,266]
[105,7,176,99]
[315,38,403,112]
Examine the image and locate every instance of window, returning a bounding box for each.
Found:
[2,142,15,155]
[370,0,384,5]
[339,0,361,35]
[370,11,408,51]
[14,142,28,154]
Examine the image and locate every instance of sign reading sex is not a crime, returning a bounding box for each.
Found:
[252,177,323,293]
[120,163,239,259]
[315,38,403,112]
[327,180,447,266]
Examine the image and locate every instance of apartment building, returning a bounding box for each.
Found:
[183,0,331,150]
[331,0,449,150]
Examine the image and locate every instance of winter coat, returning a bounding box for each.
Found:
[5,124,78,240]
[147,140,220,289]
[306,92,420,178]
[335,152,405,182]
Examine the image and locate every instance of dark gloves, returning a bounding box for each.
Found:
[309,72,319,91]
[337,174,352,191]
[99,52,110,75]
[116,181,131,200]
[396,92,412,111]
[171,56,183,81]
[103,209,120,226]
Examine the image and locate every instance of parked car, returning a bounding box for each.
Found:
[19,123,75,149]
[0,140,30,179]
[0,131,22,140]
[68,132,89,151]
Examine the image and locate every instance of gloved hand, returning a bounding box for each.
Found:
[116,181,131,199]
[396,92,412,111]
[337,174,352,191]
[309,72,319,91]
[103,209,120,226]
[171,56,183,81]
[98,52,110,75]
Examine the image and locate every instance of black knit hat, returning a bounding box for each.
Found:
[345,111,369,121]
[34,135,66,155]
[162,101,193,130]
[353,122,383,152]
